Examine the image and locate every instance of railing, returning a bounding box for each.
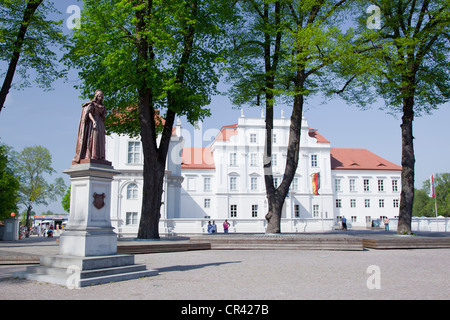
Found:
[115,217,450,237]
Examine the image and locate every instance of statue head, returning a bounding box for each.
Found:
[93,90,104,104]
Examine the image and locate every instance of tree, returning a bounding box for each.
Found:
[412,188,433,217]
[65,0,237,239]
[0,0,67,113]
[227,0,352,233]
[419,173,450,217]
[333,0,450,234]
[0,142,19,220]
[61,185,70,213]
[14,145,65,236]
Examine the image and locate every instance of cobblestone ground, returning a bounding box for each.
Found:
[0,248,449,300]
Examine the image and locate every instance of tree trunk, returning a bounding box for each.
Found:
[398,96,415,234]
[265,89,304,234]
[134,0,193,239]
[25,204,32,238]
[137,156,164,239]
[0,0,43,113]
[265,193,283,233]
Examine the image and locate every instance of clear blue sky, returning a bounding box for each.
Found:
[0,0,449,215]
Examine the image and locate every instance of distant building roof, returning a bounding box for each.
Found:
[330,148,401,171]
[181,147,215,169]
[308,128,330,143]
[214,124,238,141]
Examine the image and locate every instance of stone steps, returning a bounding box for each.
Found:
[14,254,157,288]
[190,235,364,251]
[362,237,450,249]
[117,242,211,254]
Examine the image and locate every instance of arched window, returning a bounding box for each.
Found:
[127,183,138,199]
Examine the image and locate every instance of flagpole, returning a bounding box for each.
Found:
[434,193,438,218]
[431,174,438,217]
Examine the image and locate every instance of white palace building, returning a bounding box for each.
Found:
[106,111,402,235]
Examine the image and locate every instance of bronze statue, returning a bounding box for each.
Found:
[72,90,110,165]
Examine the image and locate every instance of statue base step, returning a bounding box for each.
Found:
[15,254,158,288]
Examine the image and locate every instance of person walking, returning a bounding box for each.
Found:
[384,217,390,231]
[223,219,230,233]
[211,221,217,233]
[207,221,213,234]
[342,216,347,231]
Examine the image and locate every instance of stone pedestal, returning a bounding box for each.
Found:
[59,162,119,256]
[2,218,19,241]
[16,162,158,288]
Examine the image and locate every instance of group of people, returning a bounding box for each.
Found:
[19,224,57,238]
[207,220,231,234]
[340,216,390,231]
[35,224,56,237]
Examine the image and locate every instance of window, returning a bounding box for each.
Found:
[294,204,300,217]
[204,199,211,208]
[350,199,356,208]
[127,183,138,199]
[351,216,357,222]
[230,204,237,217]
[336,199,342,208]
[230,177,237,191]
[251,177,258,191]
[203,177,211,191]
[229,153,237,166]
[365,199,371,208]
[250,133,257,143]
[127,141,141,164]
[364,179,370,192]
[311,155,318,167]
[126,212,138,225]
[392,180,399,192]
[379,199,385,208]
[252,205,258,217]
[313,205,319,217]
[273,133,277,144]
[250,153,258,167]
[272,153,278,167]
[292,177,298,191]
[187,177,196,191]
[393,199,399,208]
[378,180,384,192]
[335,179,342,192]
[349,179,356,192]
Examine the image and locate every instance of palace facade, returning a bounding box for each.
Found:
[106,112,401,235]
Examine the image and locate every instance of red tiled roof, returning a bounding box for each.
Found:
[181,147,215,169]
[331,148,401,171]
[215,124,238,141]
[110,106,177,135]
[308,129,330,143]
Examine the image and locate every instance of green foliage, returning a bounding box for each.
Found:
[0,0,67,90]
[14,145,65,208]
[226,0,355,109]
[61,185,70,213]
[414,173,450,217]
[64,0,237,137]
[0,142,19,220]
[331,0,450,114]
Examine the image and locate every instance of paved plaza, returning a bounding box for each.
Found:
[0,232,449,300]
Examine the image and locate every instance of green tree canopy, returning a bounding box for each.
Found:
[13,145,65,230]
[65,0,238,239]
[330,0,450,234]
[226,0,354,233]
[0,142,19,220]
[0,0,67,113]
[414,173,450,217]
